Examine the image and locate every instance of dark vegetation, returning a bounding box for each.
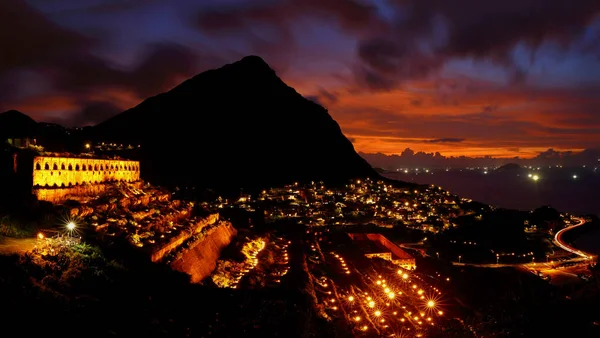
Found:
[416,256,600,337]
[431,207,561,264]
[0,230,333,338]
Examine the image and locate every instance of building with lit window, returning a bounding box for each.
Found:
[348,233,416,270]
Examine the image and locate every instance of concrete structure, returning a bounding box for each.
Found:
[348,233,416,270]
[32,156,140,187]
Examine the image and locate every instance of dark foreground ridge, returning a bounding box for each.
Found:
[91,55,377,190]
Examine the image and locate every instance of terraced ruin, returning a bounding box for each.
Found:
[65,181,237,281]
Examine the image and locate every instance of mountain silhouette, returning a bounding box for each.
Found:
[0,110,38,138]
[92,55,377,190]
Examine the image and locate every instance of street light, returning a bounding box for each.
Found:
[496,254,499,265]
[458,255,462,263]
[66,222,76,231]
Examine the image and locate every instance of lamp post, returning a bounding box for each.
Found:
[496,254,499,265]
[458,255,462,263]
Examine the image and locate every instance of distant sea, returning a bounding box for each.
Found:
[384,167,600,252]
[383,167,600,217]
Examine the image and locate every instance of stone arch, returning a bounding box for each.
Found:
[94,164,98,171]
[35,163,41,170]
[53,163,58,170]
[68,164,73,171]
[61,163,66,170]
[82,164,86,171]
[44,162,49,170]
[75,164,80,171]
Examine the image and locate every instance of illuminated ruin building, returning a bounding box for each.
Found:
[26,155,140,203]
[32,156,140,187]
[348,233,416,270]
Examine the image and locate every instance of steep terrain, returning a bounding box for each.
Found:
[91,56,377,190]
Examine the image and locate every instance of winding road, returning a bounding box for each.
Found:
[554,218,596,260]
[451,218,596,269]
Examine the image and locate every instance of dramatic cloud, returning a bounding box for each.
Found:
[1,0,599,158]
[197,0,378,33]
[357,0,600,88]
[361,147,600,169]
[63,100,122,127]
[0,0,89,75]
[424,138,465,143]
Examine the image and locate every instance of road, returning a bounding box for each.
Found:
[0,237,38,255]
[554,217,596,260]
[452,217,596,269]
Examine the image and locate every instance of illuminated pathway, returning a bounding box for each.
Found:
[309,237,455,337]
[554,218,596,260]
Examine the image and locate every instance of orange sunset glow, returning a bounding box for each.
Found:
[2,0,599,160]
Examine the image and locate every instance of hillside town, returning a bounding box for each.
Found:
[209,178,481,233]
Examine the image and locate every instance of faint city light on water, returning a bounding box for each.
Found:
[572,175,578,179]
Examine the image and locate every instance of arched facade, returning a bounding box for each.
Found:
[32,156,140,187]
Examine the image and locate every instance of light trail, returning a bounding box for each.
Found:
[554,218,595,260]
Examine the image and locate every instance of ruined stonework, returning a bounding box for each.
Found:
[31,156,140,204]
[32,156,140,187]
[170,222,238,283]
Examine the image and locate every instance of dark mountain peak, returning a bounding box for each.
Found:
[92,57,377,190]
[238,55,271,68]
[497,163,520,171]
[0,110,36,123]
[193,55,279,88]
[0,110,38,138]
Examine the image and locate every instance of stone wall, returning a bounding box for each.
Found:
[348,233,416,269]
[35,181,144,205]
[170,222,237,283]
[32,156,140,187]
[150,213,220,263]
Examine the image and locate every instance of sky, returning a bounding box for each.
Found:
[1,0,600,158]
